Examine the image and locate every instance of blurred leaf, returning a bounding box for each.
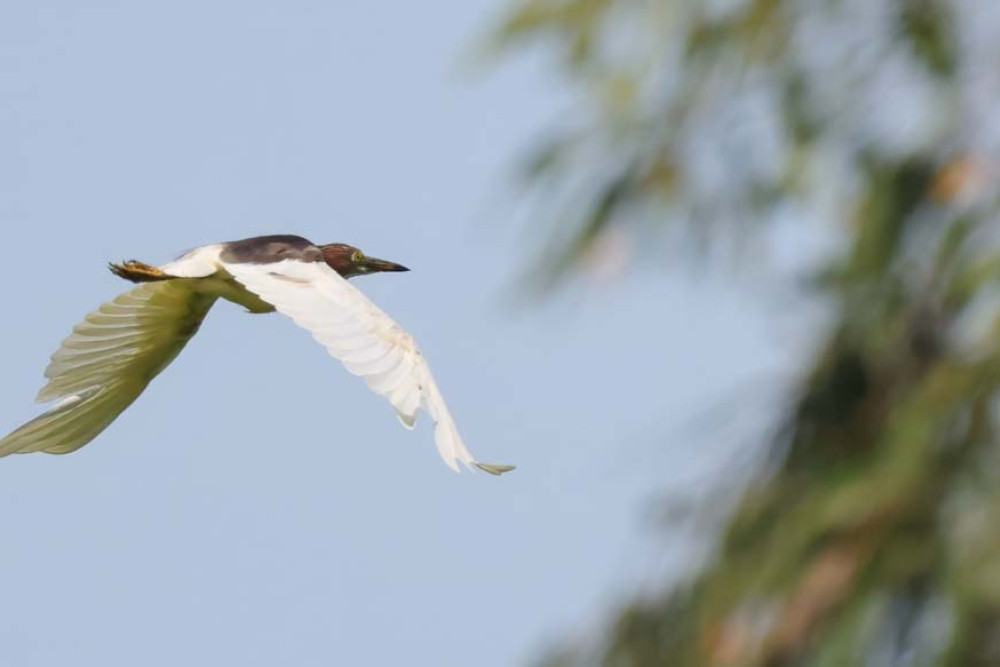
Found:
[484,0,1000,664]
[899,0,957,76]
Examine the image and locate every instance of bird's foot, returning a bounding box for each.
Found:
[108,260,170,283]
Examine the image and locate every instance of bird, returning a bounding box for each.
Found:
[0,234,514,476]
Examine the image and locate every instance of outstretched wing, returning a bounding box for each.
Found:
[0,281,216,457]
[220,258,511,474]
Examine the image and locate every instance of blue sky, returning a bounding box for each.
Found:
[0,3,789,666]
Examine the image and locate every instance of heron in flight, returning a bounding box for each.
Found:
[0,235,514,475]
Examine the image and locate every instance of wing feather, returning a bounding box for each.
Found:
[0,282,216,457]
[220,259,511,474]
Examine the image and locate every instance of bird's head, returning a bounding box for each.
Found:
[319,243,410,279]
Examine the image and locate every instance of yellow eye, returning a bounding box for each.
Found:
[351,251,364,262]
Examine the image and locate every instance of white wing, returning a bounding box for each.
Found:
[0,282,216,457]
[221,259,511,474]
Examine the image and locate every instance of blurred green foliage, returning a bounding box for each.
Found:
[489,0,1000,664]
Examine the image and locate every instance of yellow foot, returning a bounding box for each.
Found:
[108,260,170,283]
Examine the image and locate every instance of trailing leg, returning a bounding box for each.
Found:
[108,260,171,283]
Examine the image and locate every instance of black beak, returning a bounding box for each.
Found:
[362,256,410,273]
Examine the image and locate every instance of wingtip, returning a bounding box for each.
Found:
[396,411,417,430]
[475,462,516,476]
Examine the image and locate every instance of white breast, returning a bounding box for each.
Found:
[158,244,275,313]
